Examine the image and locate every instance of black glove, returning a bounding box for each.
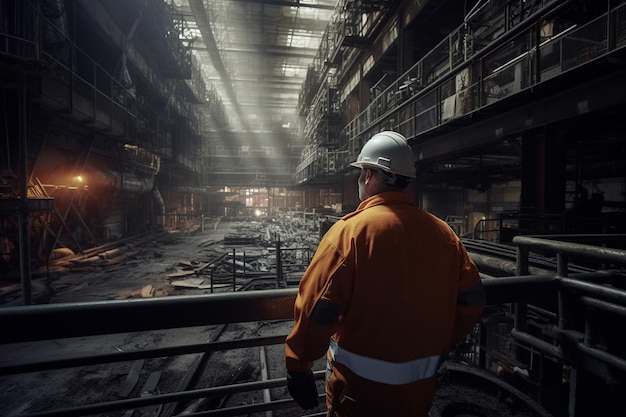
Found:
[287,370,318,409]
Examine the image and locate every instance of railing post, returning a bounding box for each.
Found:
[556,252,568,277]
[557,252,569,331]
[276,234,283,287]
[232,248,236,291]
[516,246,529,276]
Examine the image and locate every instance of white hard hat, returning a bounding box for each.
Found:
[350,131,416,178]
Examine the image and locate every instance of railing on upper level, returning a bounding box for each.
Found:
[1,237,625,416]
[342,1,626,152]
[0,2,205,169]
[473,212,622,242]
[295,1,626,183]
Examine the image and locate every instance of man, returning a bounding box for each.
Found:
[284,131,485,417]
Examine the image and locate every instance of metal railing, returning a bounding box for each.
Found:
[295,1,626,182]
[2,237,626,416]
[472,212,621,242]
[0,290,310,417]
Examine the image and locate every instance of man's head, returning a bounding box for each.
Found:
[351,131,415,200]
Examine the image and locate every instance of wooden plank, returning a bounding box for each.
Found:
[134,370,163,416]
[118,359,145,398]
[141,371,162,397]
[159,354,203,417]
[140,285,154,298]
[164,270,197,278]
[159,324,228,417]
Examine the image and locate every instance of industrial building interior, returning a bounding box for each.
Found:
[1,0,626,417]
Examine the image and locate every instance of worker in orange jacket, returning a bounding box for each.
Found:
[284,131,485,417]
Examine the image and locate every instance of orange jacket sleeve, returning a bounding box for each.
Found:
[284,234,350,372]
[451,241,485,344]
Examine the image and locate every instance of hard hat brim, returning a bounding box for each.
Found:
[350,161,415,178]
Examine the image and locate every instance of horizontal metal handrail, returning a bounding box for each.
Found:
[1,278,559,347]
[0,32,41,61]
[18,371,326,417]
[0,335,287,376]
[514,234,626,276]
[3,237,626,417]
[0,288,298,344]
[1,288,304,417]
[513,235,626,264]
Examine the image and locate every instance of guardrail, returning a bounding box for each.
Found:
[2,237,626,416]
[0,289,311,417]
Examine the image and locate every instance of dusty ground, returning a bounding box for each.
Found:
[0,218,326,417]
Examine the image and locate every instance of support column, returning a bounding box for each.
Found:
[398,13,414,74]
[341,175,359,210]
[520,126,567,231]
[358,75,371,113]
[19,85,32,305]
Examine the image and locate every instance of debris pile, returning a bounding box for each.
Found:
[1,213,337,305]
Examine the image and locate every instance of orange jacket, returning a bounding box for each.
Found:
[285,191,485,416]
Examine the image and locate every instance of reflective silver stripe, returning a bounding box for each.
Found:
[328,338,440,385]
